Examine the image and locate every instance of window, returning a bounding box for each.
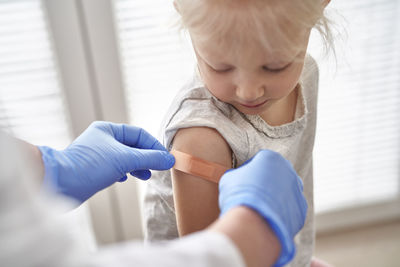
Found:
[0,0,96,250]
[0,0,71,149]
[113,0,195,136]
[3,0,397,245]
[114,0,400,232]
[308,0,400,226]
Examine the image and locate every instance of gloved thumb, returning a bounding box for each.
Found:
[128,148,175,172]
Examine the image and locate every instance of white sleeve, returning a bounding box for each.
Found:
[0,133,88,267]
[90,231,245,267]
[0,133,245,267]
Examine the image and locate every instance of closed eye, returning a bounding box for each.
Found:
[262,62,292,73]
[211,66,233,73]
[205,62,234,73]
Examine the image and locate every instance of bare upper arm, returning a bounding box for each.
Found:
[171,127,232,236]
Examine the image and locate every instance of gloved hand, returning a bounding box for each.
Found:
[38,121,175,203]
[218,150,307,267]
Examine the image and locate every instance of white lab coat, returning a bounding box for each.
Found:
[0,133,244,267]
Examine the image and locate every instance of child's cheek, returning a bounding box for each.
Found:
[203,74,232,98]
[206,84,231,102]
[269,65,303,98]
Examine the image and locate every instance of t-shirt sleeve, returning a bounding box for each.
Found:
[163,96,249,162]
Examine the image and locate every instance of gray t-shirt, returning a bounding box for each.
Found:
[144,55,319,266]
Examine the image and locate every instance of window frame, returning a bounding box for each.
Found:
[43,0,142,244]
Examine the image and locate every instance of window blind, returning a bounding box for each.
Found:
[114,0,400,214]
[0,0,71,149]
[113,0,195,136]
[309,0,400,212]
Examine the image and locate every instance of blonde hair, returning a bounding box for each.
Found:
[174,0,334,59]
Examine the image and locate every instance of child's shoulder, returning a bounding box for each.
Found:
[166,76,233,126]
[305,53,319,69]
[300,54,319,103]
[164,89,240,138]
[302,54,319,81]
[161,75,247,157]
[172,126,232,169]
[175,76,216,105]
[163,78,235,168]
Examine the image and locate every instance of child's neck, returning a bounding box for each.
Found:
[260,86,298,126]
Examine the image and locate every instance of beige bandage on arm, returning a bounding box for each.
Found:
[170,149,230,183]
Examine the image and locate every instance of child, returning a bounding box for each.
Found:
[144,0,333,266]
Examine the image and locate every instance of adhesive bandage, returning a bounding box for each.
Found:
[170,149,230,183]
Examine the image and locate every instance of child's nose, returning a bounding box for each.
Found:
[235,78,265,102]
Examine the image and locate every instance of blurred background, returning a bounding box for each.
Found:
[0,0,399,266]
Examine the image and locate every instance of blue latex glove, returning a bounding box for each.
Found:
[38,121,175,203]
[218,150,307,267]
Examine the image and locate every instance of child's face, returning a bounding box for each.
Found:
[193,29,310,119]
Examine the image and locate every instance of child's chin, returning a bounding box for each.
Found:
[235,106,266,116]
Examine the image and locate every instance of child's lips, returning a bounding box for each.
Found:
[239,99,269,108]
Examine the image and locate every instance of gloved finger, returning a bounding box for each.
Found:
[128,149,175,171]
[119,174,128,182]
[121,125,167,151]
[130,170,152,180]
